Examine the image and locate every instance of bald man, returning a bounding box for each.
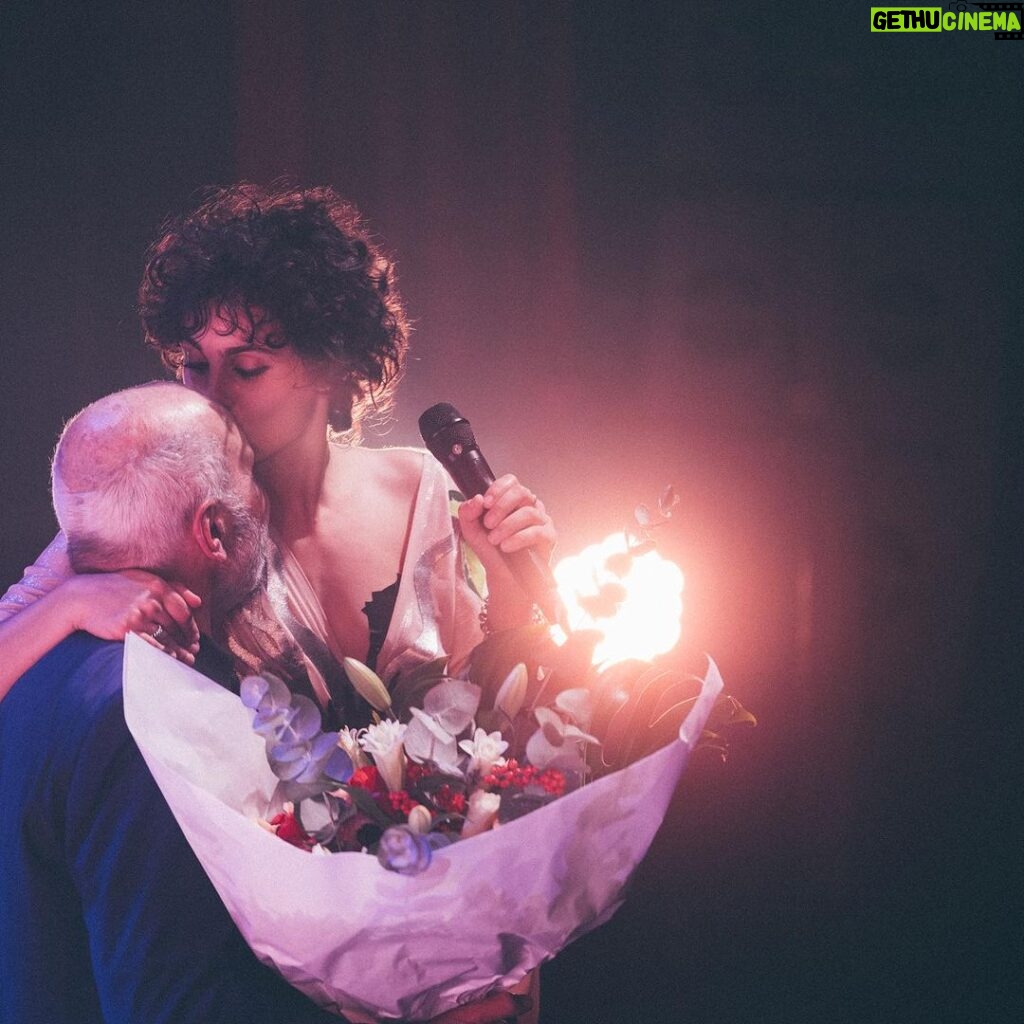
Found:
[0,383,342,1024]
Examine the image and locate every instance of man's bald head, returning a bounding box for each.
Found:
[52,383,259,587]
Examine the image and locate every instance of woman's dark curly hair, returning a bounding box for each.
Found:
[139,183,409,435]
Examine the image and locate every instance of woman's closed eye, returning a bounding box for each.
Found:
[182,361,269,381]
[233,364,269,380]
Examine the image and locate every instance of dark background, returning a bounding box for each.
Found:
[1,2,1020,1021]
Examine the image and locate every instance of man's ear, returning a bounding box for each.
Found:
[193,499,230,563]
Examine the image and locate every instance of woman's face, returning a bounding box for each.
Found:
[180,308,333,464]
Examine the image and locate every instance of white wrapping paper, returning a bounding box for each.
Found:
[122,632,722,1021]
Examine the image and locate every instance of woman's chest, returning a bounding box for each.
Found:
[285,502,411,662]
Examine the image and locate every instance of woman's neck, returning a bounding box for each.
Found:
[256,432,333,538]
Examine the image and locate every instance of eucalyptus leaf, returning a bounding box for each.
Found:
[533,706,564,745]
[422,678,480,735]
[269,749,313,781]
[247,673,292,714]
[526,709,592,772]
[296,795,344,845]
[277,777,334,804]
[404,713,461,773]
[560,723,599,745]
[308,730,344,768]
[407,707,455,744]
[239,674,270,709]
[554,688,594,730]
[250,707,290,736]
[295,742,339,784]
[322,745,355,783]
[268,741,307,763]
[658,483,679,516]
[244,673,295,736]
[274,696,323,745]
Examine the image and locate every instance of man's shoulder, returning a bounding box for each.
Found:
[31,631,122,682]
[3,633,125,724]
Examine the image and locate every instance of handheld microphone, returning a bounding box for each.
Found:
[418,403,566,628]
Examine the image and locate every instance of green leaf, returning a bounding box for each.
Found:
[705,694,758,732]
[389,656,451,720]
[468,623,551,695]
[334,783,394,829]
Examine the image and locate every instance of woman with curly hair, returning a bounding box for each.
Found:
[0,185,554,715]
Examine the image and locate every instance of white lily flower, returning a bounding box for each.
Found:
[359,720,408,793]
[493,663,528,721]
[461,789,501,838]
[458,727,509,778]
[342,657,392,712]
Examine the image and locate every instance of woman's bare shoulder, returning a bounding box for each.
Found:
[329,444,426,501]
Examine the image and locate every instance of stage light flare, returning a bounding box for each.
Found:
[553,533,684,666]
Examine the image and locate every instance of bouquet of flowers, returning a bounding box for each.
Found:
[122,627,735,1021]
[243,632,615,872]
[244,615,753,882]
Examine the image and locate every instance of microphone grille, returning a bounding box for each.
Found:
[418,403,465,443]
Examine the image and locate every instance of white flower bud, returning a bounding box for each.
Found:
[461,789,501,838]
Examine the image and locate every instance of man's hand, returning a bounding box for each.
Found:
[66,570,201,663]
[428,990,523,1024]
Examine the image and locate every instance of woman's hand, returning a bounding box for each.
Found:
[64,570,202,663]
[428,989,530,1023]
[457,474,557,630]
[0,569,203,703]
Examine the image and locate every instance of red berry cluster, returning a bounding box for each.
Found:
[349,765,383,793]
[384,790,417,817]
[432,784,467,815]
[482,760,566,796]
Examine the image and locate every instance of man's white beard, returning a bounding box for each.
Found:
[211,505,270,615]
